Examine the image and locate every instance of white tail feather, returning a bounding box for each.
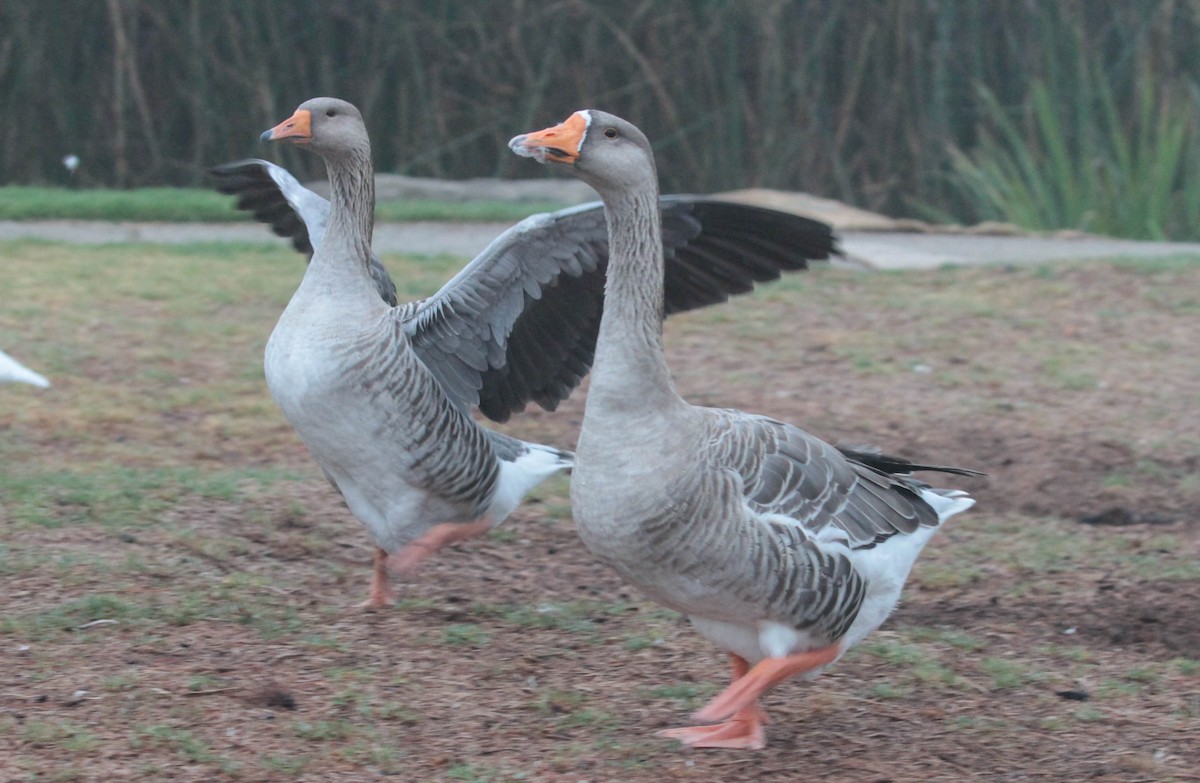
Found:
[919,488,975,523]
[488,444,573,523]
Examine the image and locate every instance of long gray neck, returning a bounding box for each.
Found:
[319,144,375,276]
[587,185,681,413]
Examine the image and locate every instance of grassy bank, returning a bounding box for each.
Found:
[0,186,567,223]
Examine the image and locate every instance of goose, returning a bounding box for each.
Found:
[0,349,50,388]
[510,110,979,749]
[257,98,838,608]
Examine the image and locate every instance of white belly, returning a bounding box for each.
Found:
[264,316,442,551]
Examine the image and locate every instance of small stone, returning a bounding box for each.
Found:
[245,684,297,710]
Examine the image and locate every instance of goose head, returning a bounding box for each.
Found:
[262,97,369,160]
[509,110,657,197]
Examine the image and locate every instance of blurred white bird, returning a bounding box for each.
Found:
[62,154,80,187]
[0,349,50,387]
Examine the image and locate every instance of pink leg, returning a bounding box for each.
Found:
[357,518,493,609]
[386,517,494,574]
[693,644,841,724]
[357,547,397,609]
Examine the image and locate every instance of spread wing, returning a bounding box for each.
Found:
[405,197,838,420]
[211,159,837,421]
[209,159,397,306]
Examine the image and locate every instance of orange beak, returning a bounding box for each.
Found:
[261,109,312,143]
[508,111,589,164]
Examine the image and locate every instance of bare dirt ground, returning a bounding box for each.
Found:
[2,246,1199,782]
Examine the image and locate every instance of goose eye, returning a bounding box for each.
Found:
[326,109,337,117]
[603,127,618,139]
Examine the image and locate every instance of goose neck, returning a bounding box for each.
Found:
[322,146,375,265]
[587,187,680,411]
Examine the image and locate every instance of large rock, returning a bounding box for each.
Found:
[715,188,1035,236]
[715,188,912,231]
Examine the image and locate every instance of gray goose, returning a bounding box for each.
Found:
[0,349,49,388]
[258,98,837,608]
[511,110,978,749]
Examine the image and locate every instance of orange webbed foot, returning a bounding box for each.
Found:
[659,703,770,749]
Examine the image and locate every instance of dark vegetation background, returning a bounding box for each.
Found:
[4,0,1200,237]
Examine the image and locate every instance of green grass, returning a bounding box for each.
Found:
[376,199,571,222]
[0,187,241,222]
[0,466,293,531]
[470,600,625,636]
[0,576,307,641]
[622,633,664,651]
[854,635,975,695]
[443,623,491,647]
[869,682,915,700]
[1174,659,1200,676]
[980,657,1036,691]
[260,755,311,775]
[1,594,135,637]
[859,638,926,666]
[22,720,100,753]
[0,186,568,223]
[645,682,718,708]
[445,763,521,783]
[294,719,354,742]
[134,725,217,764]
[906,628,986,653]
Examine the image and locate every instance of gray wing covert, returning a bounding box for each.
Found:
[708,411,940,549]
[403,206,612,415]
